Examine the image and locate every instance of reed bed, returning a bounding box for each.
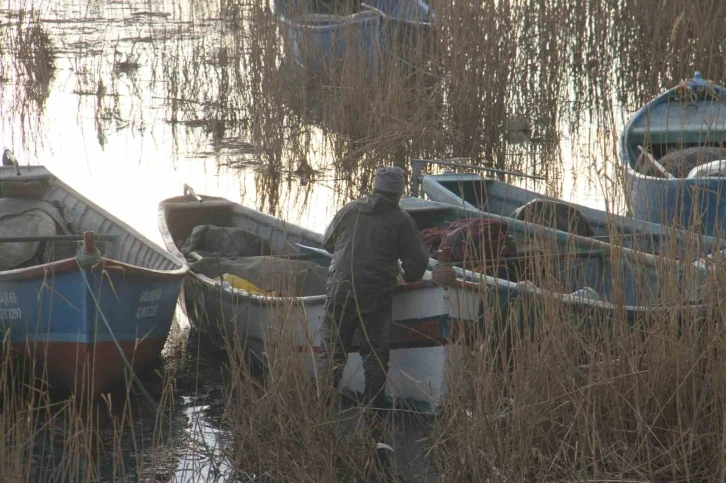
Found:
[1,0,726,480]
[210,220,726,481]
[428,232,726,481]
[233,0,726,211]
[0,329,213,482]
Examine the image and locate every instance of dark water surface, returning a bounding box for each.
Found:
[1,0,725,480]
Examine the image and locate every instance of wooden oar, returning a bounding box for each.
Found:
[2,148,21,176]
[183,183,203,202]
[637,145,675,179]
[461,250,606,267]
[295,244,332,258]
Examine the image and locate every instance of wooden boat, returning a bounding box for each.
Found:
[620,71,726,236]
[0,151,186,394]
[273,0,433,80]
[158,191,485,412]
[362,0,433,55]
[411,159,722,258]
[159,186,715,408]
[398,194,715,325]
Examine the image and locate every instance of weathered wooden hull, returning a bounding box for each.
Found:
[620,72,726,236]
[183,271,482,410]
[0,165,187,394]
[399,196,712,325]
[159,194,483,411]
[417,169,721,258]
[274,0,433,80]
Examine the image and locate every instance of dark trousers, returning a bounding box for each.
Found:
[317,292,392,407]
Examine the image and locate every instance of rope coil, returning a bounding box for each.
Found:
[75,245,103,267]
[432,248,457,288]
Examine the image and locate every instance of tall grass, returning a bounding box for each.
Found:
[427,231,726,481]
[0,330,206,482]
[2,0,726,480]
[232,0,726,210]
[208,214,726,481]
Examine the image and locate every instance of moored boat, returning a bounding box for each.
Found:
[362,0,433,57]
[620,71,726,236]
[0,150,186,394]
[399,193,716,326]
[411,159,722,258]
[273,0,433,80]
[158,191,487,411]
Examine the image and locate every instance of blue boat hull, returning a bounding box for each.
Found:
[624,173,726,236]
[278,6,381,77]
[0,259,183,392]
[0,162,188,394]
[275,0,433,79]
[0,258,181,393]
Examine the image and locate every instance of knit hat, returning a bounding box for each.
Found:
[373,166,405,194]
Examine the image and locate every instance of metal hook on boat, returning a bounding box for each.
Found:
[2,148,22,176]
[183,183,203,202]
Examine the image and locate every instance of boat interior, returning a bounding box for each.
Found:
[401,197,685,306]
[162,196,331,297]
[424,174,684,257]
[628,95,726,178]
[0,164,182,272]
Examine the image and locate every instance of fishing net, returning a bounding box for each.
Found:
[659,146,726,178]
[420,218,513,264]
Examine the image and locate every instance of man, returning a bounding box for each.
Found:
[318,166,429,408]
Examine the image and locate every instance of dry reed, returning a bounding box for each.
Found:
[2,0,726,480]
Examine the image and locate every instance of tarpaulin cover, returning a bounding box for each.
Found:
[191,256,328,297]
[181,225,272,259]
[0,198,72,270]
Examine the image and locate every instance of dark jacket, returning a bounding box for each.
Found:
[323,193,429,299]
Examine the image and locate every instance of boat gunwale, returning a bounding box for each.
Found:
[275,4,382,32]
[0,256,186,282]
[419,172,724,252]
[0,166,188,280]
[407,188,715,314]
